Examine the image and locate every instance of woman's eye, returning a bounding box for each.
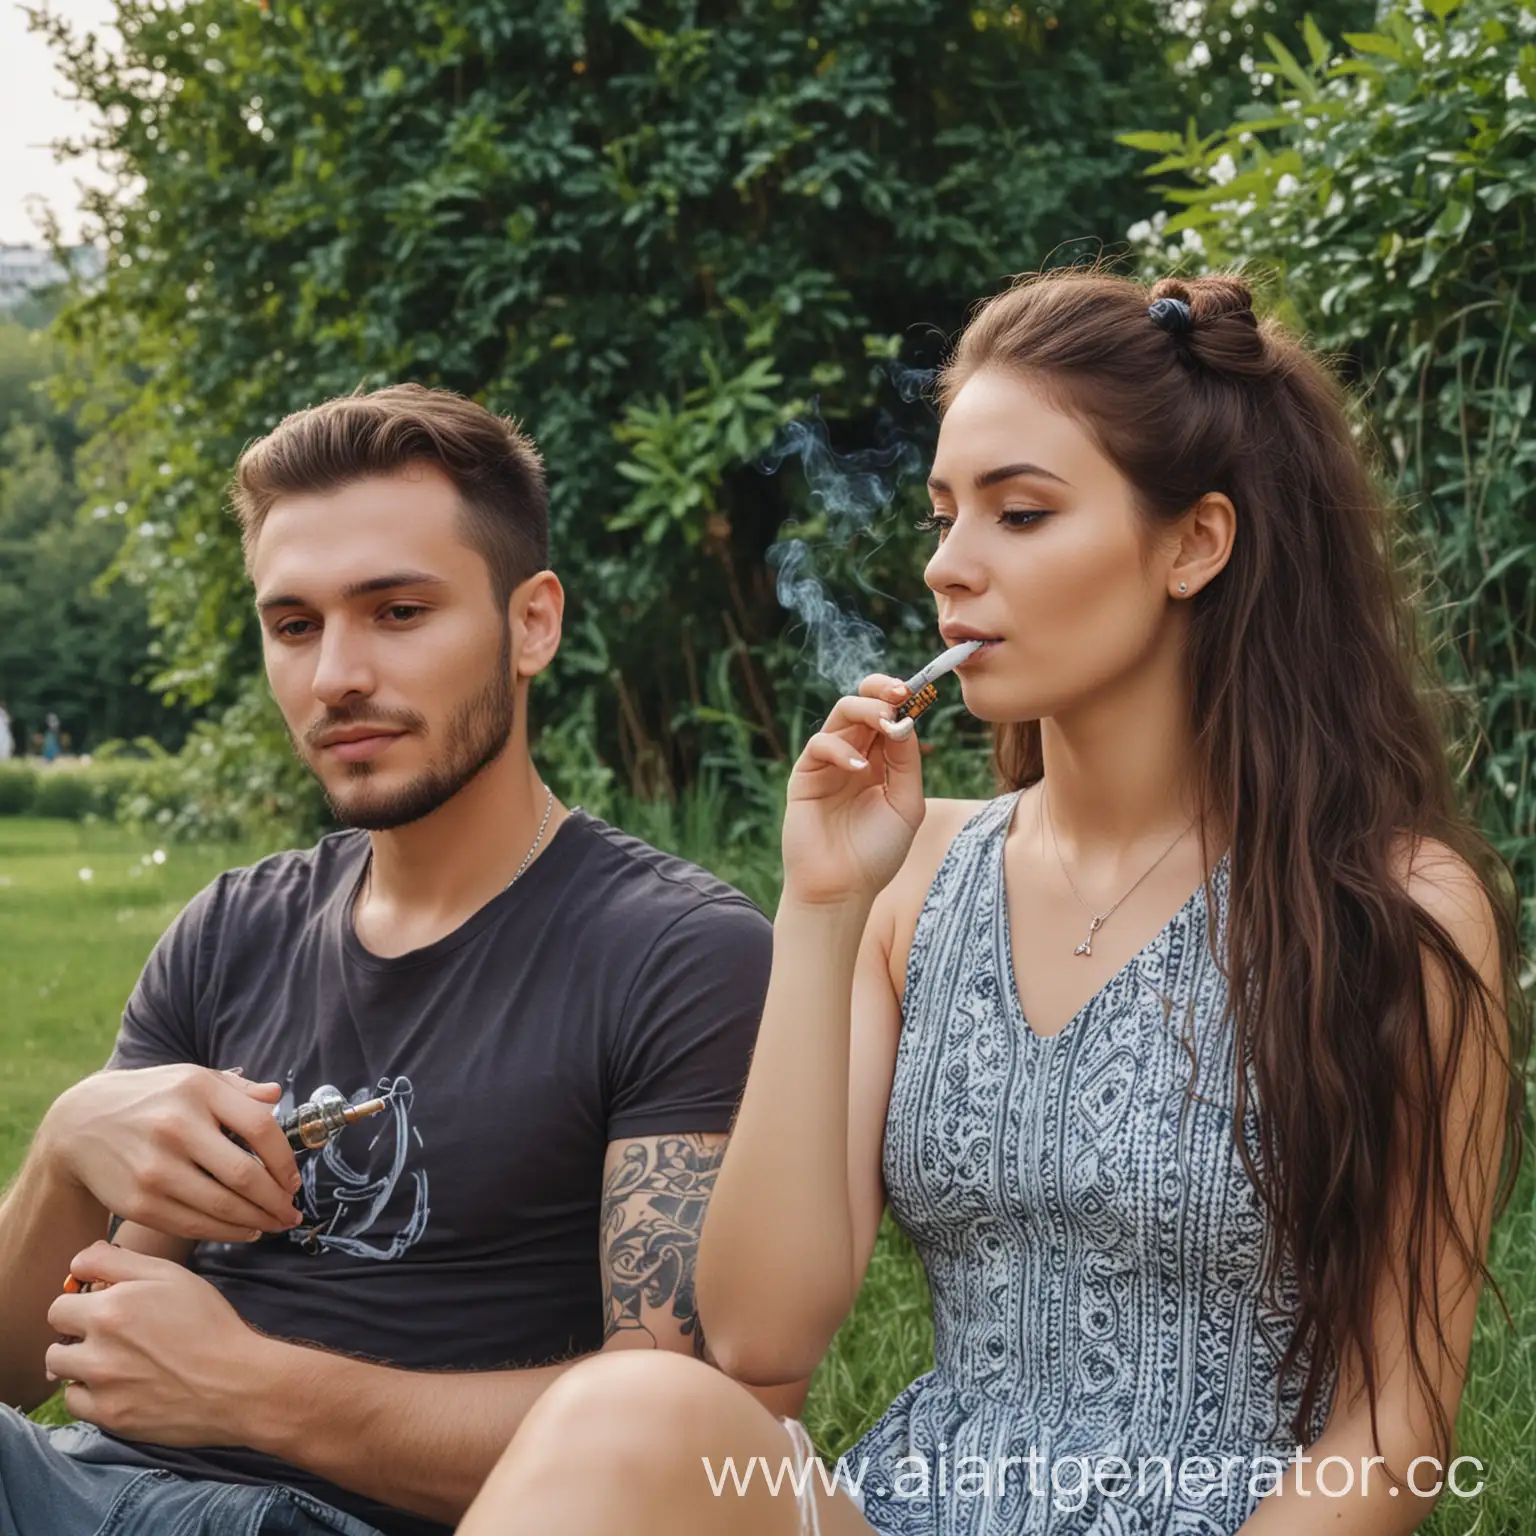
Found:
[1002,509,1047,529]
[914,513,952,537]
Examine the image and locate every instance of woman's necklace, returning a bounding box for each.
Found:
[361,782,556,907]
[1042,783,1195,957]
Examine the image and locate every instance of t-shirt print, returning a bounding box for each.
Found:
[281,1072,430,1260]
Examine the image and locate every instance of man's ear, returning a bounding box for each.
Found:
[511,570,564,682]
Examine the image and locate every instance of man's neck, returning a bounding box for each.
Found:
[352,750,568,959]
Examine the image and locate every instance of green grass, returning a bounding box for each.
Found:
[2,818,1532,1531]
[0,819,280,1176]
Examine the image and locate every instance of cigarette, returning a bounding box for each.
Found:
[891,640,986,722]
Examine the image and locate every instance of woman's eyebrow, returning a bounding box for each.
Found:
[926,462,1072,494]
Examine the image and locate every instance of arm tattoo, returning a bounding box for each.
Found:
[601,1134,726,1357]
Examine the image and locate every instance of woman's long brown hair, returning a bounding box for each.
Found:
[938,266,1529,1456]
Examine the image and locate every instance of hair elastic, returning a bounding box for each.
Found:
[1147,297,1193,334]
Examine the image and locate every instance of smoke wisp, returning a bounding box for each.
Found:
[760,367,937,695]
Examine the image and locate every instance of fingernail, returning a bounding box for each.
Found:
[247,1230,263,1242]
[887,684,908,701]
[879,718,915,740]
[289,1171,303,1193]
[224,1067,245,1077]
[849,757,869,771]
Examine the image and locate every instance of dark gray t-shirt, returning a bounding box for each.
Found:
[95,809,772,1535]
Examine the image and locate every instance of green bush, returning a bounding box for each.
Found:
[28,770,99,822]
[1121,0,1536,961]
[101,687,330,846]
[0,763,38,815]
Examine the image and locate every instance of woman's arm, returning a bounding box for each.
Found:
[696,676,930,1385]
[1238,842,1510,1534]
[694,894,898,1385]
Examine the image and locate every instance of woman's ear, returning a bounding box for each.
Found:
[1168,491,1236,598]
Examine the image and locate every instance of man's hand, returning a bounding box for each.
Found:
[39,1065,304,1243]
[45,1243,265,1445]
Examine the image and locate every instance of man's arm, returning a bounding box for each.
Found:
[47,1132,813,1526]
[598,1131,813,1417]
[0,1130,116,1409]
[47,1242,590,1525]
[1,1067,300,1410]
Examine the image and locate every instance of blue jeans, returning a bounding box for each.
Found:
[0,1410,383,1536]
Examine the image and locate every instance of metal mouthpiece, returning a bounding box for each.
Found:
[279,1085,391,1152]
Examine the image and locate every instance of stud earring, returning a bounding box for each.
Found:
[1177,582,1188,594]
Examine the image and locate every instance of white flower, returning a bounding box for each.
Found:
[1182,227,1205,252]
[78,868,94,881]
[1507,71,1528,102]
[1210,152,1237,186]
[1276,172,1301,198]
[1127,219,1155,243]
[152,849,167,865]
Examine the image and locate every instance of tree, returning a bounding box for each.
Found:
[0,314,186,752]
[1121,0,1535,954]
[40,0,1368,805]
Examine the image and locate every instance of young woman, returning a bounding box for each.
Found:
[457,269,1527,1535]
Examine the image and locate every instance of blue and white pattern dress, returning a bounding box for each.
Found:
[850,792,1330,1535]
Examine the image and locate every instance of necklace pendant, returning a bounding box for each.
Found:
[1075,914,1104,957]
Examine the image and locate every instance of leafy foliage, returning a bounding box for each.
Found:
[1122,0,1536,964]
[0,314,187,753]
[37,0,1362,810]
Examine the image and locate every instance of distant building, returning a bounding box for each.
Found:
[0,244,102,312]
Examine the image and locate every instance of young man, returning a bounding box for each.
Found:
[0,386,797,1535]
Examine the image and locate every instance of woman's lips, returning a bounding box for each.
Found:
[954,638,1002,665]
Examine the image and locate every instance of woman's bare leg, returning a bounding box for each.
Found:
[458,1351,876,1535]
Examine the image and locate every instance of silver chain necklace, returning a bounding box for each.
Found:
[1042,782,1195,957]
[362,782,555,906]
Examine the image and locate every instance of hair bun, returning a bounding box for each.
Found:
[1148,274,1263,376]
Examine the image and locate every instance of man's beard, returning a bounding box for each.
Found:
[302,631,516,832]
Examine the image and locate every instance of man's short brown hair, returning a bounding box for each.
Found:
[232,384,548,607]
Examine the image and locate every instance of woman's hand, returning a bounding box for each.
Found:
[781,674,926,907]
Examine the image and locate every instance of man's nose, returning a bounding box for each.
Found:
[310,623,376,705]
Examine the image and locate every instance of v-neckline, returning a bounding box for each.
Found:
[995,793,1226,1045]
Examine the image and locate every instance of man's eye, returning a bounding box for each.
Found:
[274,619,315,639]
[384,605,425,622]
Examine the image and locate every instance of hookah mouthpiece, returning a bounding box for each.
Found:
[278,1085,391,1152]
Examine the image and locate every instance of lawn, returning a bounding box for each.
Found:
[1,817,1531,1532]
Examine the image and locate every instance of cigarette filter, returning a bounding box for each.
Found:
[891,640,986,723]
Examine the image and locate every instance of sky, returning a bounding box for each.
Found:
[0,0,118,246]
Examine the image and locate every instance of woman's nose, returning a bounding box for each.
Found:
[923,518,986,596]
